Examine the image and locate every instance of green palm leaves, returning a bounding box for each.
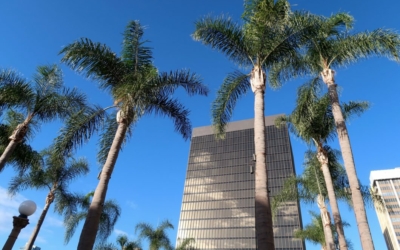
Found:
[59,191,121,244]
[135,220,174,250]
[0,64,86,172]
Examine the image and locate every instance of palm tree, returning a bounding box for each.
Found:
[273,150,342,249]
[273,12,400,249]
[275,79,368,250]
[57,191,121,245]
[135,220,173,250]
[116,234,142,250]
[8,149,89,250]
[192,1,318,248]
[0,65,86,172]
[295,211,354,250]
[272,149,375,250]
[59,20,208,249]
[94,235,142,250]
[175,238,195,250]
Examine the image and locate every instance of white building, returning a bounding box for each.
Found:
[370,168,400,250]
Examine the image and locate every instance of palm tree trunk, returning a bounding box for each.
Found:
[0,120,29,171]
[0,140,19,172]
[317,148,348,250]
[321,68,374,250]
[317,195,335,250]
[250,66,275,250]
[77,119,128,250]
[26,192,54,250]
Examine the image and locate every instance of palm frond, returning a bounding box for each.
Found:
[135,223,154,239]
[342,101,369,120]
[60,38,125,91]
[97,112,119,166]
[151,70,208,97]
[116,234,128,248]
[8,172,41,195]
[6,141,42,173]
[60,157,90,183]
[294,211,326,247]
[122,20,153,73]
[158,219,174,232]
[144,96,191,140]
[53,106,107,156]
[64,211,88,244]
[33,64,64,93]
[97,199,121,243]
[212,71,251,138]
[193,16,250,66]
[323,12,353,34]
[176,238,195,250]
[54,191,82,219]
[331,29,400,67]
[94,242,118,250]
[0,69,34,110]
[125,241,142,250]
[268,52,309,88]
[33,87,87,122]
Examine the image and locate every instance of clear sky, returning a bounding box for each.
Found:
[0,0,399,249]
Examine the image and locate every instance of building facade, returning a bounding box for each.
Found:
[370,168,400,250]
[176,115,304,250]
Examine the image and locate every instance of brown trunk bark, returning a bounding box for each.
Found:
[77,119,128,250]
[321,68,374,250]
[250,66,275,250]
[317,147,348,250]
[26,192,54,250]
[0,118,30,172]
[0,140,19,172]
[317,195,335,250]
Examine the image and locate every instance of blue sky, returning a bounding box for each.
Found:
[0,0,399,249]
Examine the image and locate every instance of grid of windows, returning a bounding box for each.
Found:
[176,122,304,250]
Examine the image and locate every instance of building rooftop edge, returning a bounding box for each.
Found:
[370,168,400,186]
[192,114,285,137]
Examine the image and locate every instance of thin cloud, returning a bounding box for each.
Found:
[126,200,138,210]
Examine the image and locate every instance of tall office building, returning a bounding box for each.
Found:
[370,168,400,250]
[176,115,304,250]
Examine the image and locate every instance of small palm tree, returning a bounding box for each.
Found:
[94,234,142,250]
[0,65,86,172]
[295,211,353,250]
[175,238,195,250]
[8,149,89,250]
[273,150,374,250]
[59,20,208,250]
[57,191,121,245]
[192,1,318,248]
[275,79,368,249]
[135,220,174,250]
[273,12,400,249]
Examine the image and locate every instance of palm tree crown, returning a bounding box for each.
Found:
[0,64,86,172]
[135,220,174,250]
